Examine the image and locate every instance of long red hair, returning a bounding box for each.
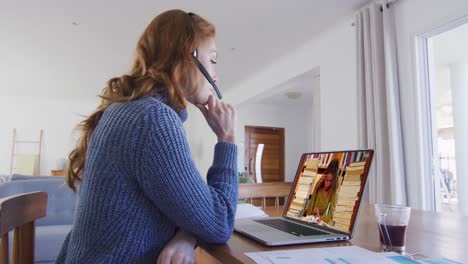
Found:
[65,10,215,191]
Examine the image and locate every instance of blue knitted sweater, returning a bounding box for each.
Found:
[56,96,238,263]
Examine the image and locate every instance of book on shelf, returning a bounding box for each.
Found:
[291,201,303,207]
[306,159,319,169]
[302,170,317,177]
[354,152,363,162]
[343,174,361,182]
[341,180,361,186]
[349,161,366,167]
[340,185,360,192]
[340,152,348,168]
[333,216,352,226]
[337,193,359,200]
[326,153,334,165]
[288,208,300,213]
[332,222,350,232]
[296,182,312,189]
[345,170,364,176]
[335,199,357,206]
[297,180,312,185]
[318,155,323,167]
[340,190,360,197]
[333,226,349,232]
[298,177,314,185]
[287,206,303,217]
[345,167,364,175]
[339,186,361,196]
[291,196,305,203]
[341,182,360,188]
[355,152,363,162]
[289,195,308,214]
[333,212,352,219]
[287,208,298,213]
[295,191,309,199]
[290,205,303,211]
[334,205,355,212]
[286,212,301,219]
[296,189,311,195]
[296,186,311,194]
[333,212,353,220]
[319,153,333,167]
[296,188,310,194]
[299,177,313,182]
[349,152,355,164]
[324,154,330,166]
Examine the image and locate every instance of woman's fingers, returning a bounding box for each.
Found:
[196,95,236,143]
[207,94,216,111]
[196,104,208,118]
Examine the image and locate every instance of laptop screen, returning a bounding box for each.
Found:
[284,150,374,235]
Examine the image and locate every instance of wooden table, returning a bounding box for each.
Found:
[199,205,468,263]
[50,170,65,176]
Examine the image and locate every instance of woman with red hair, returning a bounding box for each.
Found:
[57,10,237,264]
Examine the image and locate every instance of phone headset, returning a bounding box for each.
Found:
[188,12,223,100]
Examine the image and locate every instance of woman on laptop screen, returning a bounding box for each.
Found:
[306,159,340,223]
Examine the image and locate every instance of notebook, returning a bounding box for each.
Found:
[234,149,374,246]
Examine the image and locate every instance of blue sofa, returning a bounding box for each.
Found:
[0,177,76,263]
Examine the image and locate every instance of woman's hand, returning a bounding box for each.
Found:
[196,95,236,143]
[319,175,326,183]
[312,207,320,217]
[157,230,197,264]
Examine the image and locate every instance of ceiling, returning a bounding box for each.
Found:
[0,0,372,99]
[247,68,320,106]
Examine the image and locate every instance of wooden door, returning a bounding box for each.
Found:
[245,126,285,182]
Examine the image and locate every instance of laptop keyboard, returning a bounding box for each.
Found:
[255,219,328,237]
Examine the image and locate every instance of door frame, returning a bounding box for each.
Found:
[414,15,468,211]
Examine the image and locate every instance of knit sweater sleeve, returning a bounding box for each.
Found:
[137,104,238,244]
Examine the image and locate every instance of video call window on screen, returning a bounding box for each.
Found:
[286,151,371,233]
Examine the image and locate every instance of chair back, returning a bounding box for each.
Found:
[0,192,47,264]
[0,180,75,226]
[238,182,292,208]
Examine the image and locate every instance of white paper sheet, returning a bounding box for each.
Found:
[235,203,269,219]
[245,246,406,264]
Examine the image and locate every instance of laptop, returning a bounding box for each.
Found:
[235,149,374,246]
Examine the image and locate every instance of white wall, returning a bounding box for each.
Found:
[393,0,468,209]
[236,103,313,182]
[0,96,97,175]
[225,19,359,152]
[183,104,217,179]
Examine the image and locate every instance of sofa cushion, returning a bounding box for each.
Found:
[11,174,63,181]
[36,225,72,262]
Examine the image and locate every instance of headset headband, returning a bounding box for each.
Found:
[187,11,223,100]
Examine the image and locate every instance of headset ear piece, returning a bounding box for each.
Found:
[192,49,197,58]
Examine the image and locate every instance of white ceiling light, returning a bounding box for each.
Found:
[285,91,302,99]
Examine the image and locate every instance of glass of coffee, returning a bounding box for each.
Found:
[374,204,411,252]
